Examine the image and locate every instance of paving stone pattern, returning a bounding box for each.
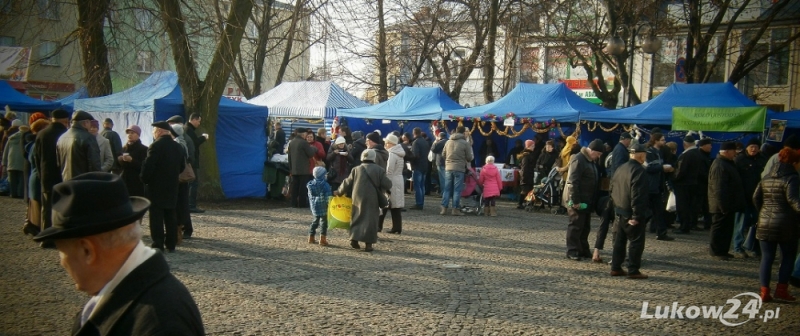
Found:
[0,196,797,335]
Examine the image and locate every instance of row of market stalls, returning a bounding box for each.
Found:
[4,72,800,198]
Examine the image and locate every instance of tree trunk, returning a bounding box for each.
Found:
[482,0,499,103]
[274,0,304,87]
[376,0,389,102]
[76,0,112,97]
[158,0,254,200]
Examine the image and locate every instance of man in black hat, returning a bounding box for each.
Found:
[33,172,205,335]
[101,118,123,174]
[707,141,746,260]
[607,132,633,178]
[366,131,389,169]
[672,135,705,234]
[141,121,185,252]
[696,138,714,231]
[287,127,317,208]
[33,109,70,239]
[610,143,650,279]
[56,110,101,181]
[564,139,603,261]
[184,113,207,213]
[733,137,767,258]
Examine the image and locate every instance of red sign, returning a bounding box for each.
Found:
[8,80,75,93]
[559,78,614,89]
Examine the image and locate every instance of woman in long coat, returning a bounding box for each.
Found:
[381,134,405,233]
[336,149,392,252]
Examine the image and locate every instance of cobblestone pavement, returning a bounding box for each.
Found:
[1,195,797,335]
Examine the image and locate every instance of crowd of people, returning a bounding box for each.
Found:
[0,109,209,253]
[276,121,800,301]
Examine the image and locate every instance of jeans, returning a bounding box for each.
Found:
[437,166,445,193]
[413,170,426,206]
[441,170,465,208]
[759,240,798,287]
[309,215,328,236]
[611,215,646,274]
[733,207,758,253]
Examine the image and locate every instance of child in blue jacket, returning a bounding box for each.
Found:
[307,166,332,246]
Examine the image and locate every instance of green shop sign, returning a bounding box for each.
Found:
[672,106,766,132]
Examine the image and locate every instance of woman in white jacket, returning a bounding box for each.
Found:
[380,134,405,234]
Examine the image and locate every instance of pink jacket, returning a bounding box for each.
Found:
[479,164,503,198]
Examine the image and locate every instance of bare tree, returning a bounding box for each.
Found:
[158,0,253,199]
[76,0,113,97]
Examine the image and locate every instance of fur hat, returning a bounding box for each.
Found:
[361,148,376,162]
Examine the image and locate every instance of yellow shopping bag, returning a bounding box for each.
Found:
[327,196,352,230]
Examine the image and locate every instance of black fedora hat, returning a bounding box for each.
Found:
[152,121,178,137]
[33,173,150,243]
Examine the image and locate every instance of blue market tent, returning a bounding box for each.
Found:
[767,110,800,128]
[55,87,88,113]
[0,80,62,112]
[337,86,462,136]
[580,82,759,125]
[154,85,270,199]
[445,83,605,123]
[248,81,368,140]
[74,71,177,145]
[338,86,462,120]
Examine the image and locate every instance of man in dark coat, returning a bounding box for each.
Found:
[118,125,147,197]
[672,136,705,234]
[610,144,651,279]
[733,138,767,258]
[56,111,102,181]
[410,127,431,209]
[32,172,204,335]
[33,109,70,236]
[272,121,287,154]
[607,132,632,178]
[287,128,317,208]
[101,118,123,174]
[708,142,746,260]
[516,140,536,209]
[696,138,714,231]
[141,122,185,252]
[644,133,675,241]
[185,113,207,213]
[350,131,367,166]
[564,139,603,261]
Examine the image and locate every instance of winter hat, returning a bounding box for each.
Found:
[366,132,382,144]
[10,119,23,128]
[29,112,47,124]
[334,137,346,145]
[385,134,399,145]
[720,142,737,151]
[313,166,327,180]
[784,134,800,150]
[361,148,376,162]
[525,139,534,148]
[588,139,605,152]
[125,125,142,136]
[683,135,696,144]
[697,138,712,147]
[747,138,761,147]
[51,109,69,119]
[352,131,363,141]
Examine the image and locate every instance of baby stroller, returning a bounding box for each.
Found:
[459,168,484,215]
[525,167,565,214]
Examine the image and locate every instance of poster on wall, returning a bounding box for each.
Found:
[767,119,787,142]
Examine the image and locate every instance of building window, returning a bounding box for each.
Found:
[246,65,255,81]
[0,36,14,46]
[134,8,155,31]
[136,50,154,73]
[39,41,59,66]
[37,0,59,20]
[743,28,791,86]
[246,21,258,39]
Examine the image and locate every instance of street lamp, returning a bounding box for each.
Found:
[604,23,661,107]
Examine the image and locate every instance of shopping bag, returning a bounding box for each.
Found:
[665,191,676,212]
[327,196,352,230]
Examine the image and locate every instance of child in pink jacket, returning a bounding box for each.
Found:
[478,155,503,217]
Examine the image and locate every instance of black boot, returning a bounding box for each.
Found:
[364,243,374,252]
[350,240,360,249]
[388,208,402,234]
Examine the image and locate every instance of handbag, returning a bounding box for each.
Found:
[326,167,338,182]
[179,160,196,183]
